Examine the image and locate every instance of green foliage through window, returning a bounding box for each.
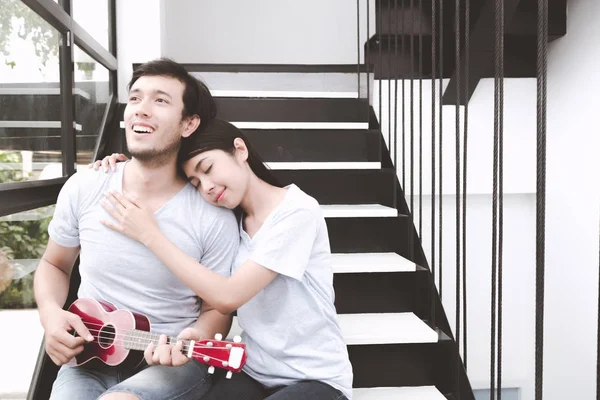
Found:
[0,151,53,309]
[0,0,60,70]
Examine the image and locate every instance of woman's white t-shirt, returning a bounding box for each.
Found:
[234,184,353,399]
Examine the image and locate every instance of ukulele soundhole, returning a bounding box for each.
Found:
[98,324,116,349]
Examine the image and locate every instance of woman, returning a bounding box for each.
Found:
[93,118,353,400]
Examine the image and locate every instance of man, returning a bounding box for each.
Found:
[33,58,239,400]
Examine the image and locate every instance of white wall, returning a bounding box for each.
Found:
[374,77,538,400]
[544,0,600,397]
[373,1,600,398]
[161,0,374,64]
[116,0,374,98]
[375,78,538,196]
[116,0,163,102]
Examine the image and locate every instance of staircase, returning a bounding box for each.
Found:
[0,1,573,398]
[196,65,474,399]
[1,65,474,398]
[366,0,567,104]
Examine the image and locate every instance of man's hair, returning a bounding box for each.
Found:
[127,58,217,124]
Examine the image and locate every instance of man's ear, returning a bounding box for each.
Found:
[182,115,201,138]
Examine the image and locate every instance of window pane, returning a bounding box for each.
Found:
[72,0,109,50]
[0,204,53,396]
[74,45,110,165]
[0,0,63,182]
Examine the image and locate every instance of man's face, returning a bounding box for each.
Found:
[123,75,188,162]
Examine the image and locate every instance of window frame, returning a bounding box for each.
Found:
[0,0,118,217]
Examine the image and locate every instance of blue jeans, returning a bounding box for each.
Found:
[202,371,347,400]
[50,360,212,400]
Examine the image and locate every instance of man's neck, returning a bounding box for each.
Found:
[122,158,184,197]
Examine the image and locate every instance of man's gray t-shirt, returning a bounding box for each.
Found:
[235,184,353,399]
[48,162,239,336]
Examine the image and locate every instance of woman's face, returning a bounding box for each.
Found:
[182,142,250,209]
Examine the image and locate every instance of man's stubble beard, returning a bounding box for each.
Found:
[127,132,182,168]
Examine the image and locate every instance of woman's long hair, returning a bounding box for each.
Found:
[178,118,281,188]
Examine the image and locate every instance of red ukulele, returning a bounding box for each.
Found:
[66,298,247,378]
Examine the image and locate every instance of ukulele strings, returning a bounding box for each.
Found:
[76,321,234,352]
[77,327,233,363]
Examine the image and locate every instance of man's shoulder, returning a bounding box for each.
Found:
[177,184,237,223]
[61,166,117,194]
[174,185,238,254]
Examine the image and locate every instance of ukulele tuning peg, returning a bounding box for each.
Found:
[214,333,223,340]
[226,371,233,379]
[233,335,242,343]
[208,366,215,374]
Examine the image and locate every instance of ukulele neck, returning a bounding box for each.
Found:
[123,329,191,353]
